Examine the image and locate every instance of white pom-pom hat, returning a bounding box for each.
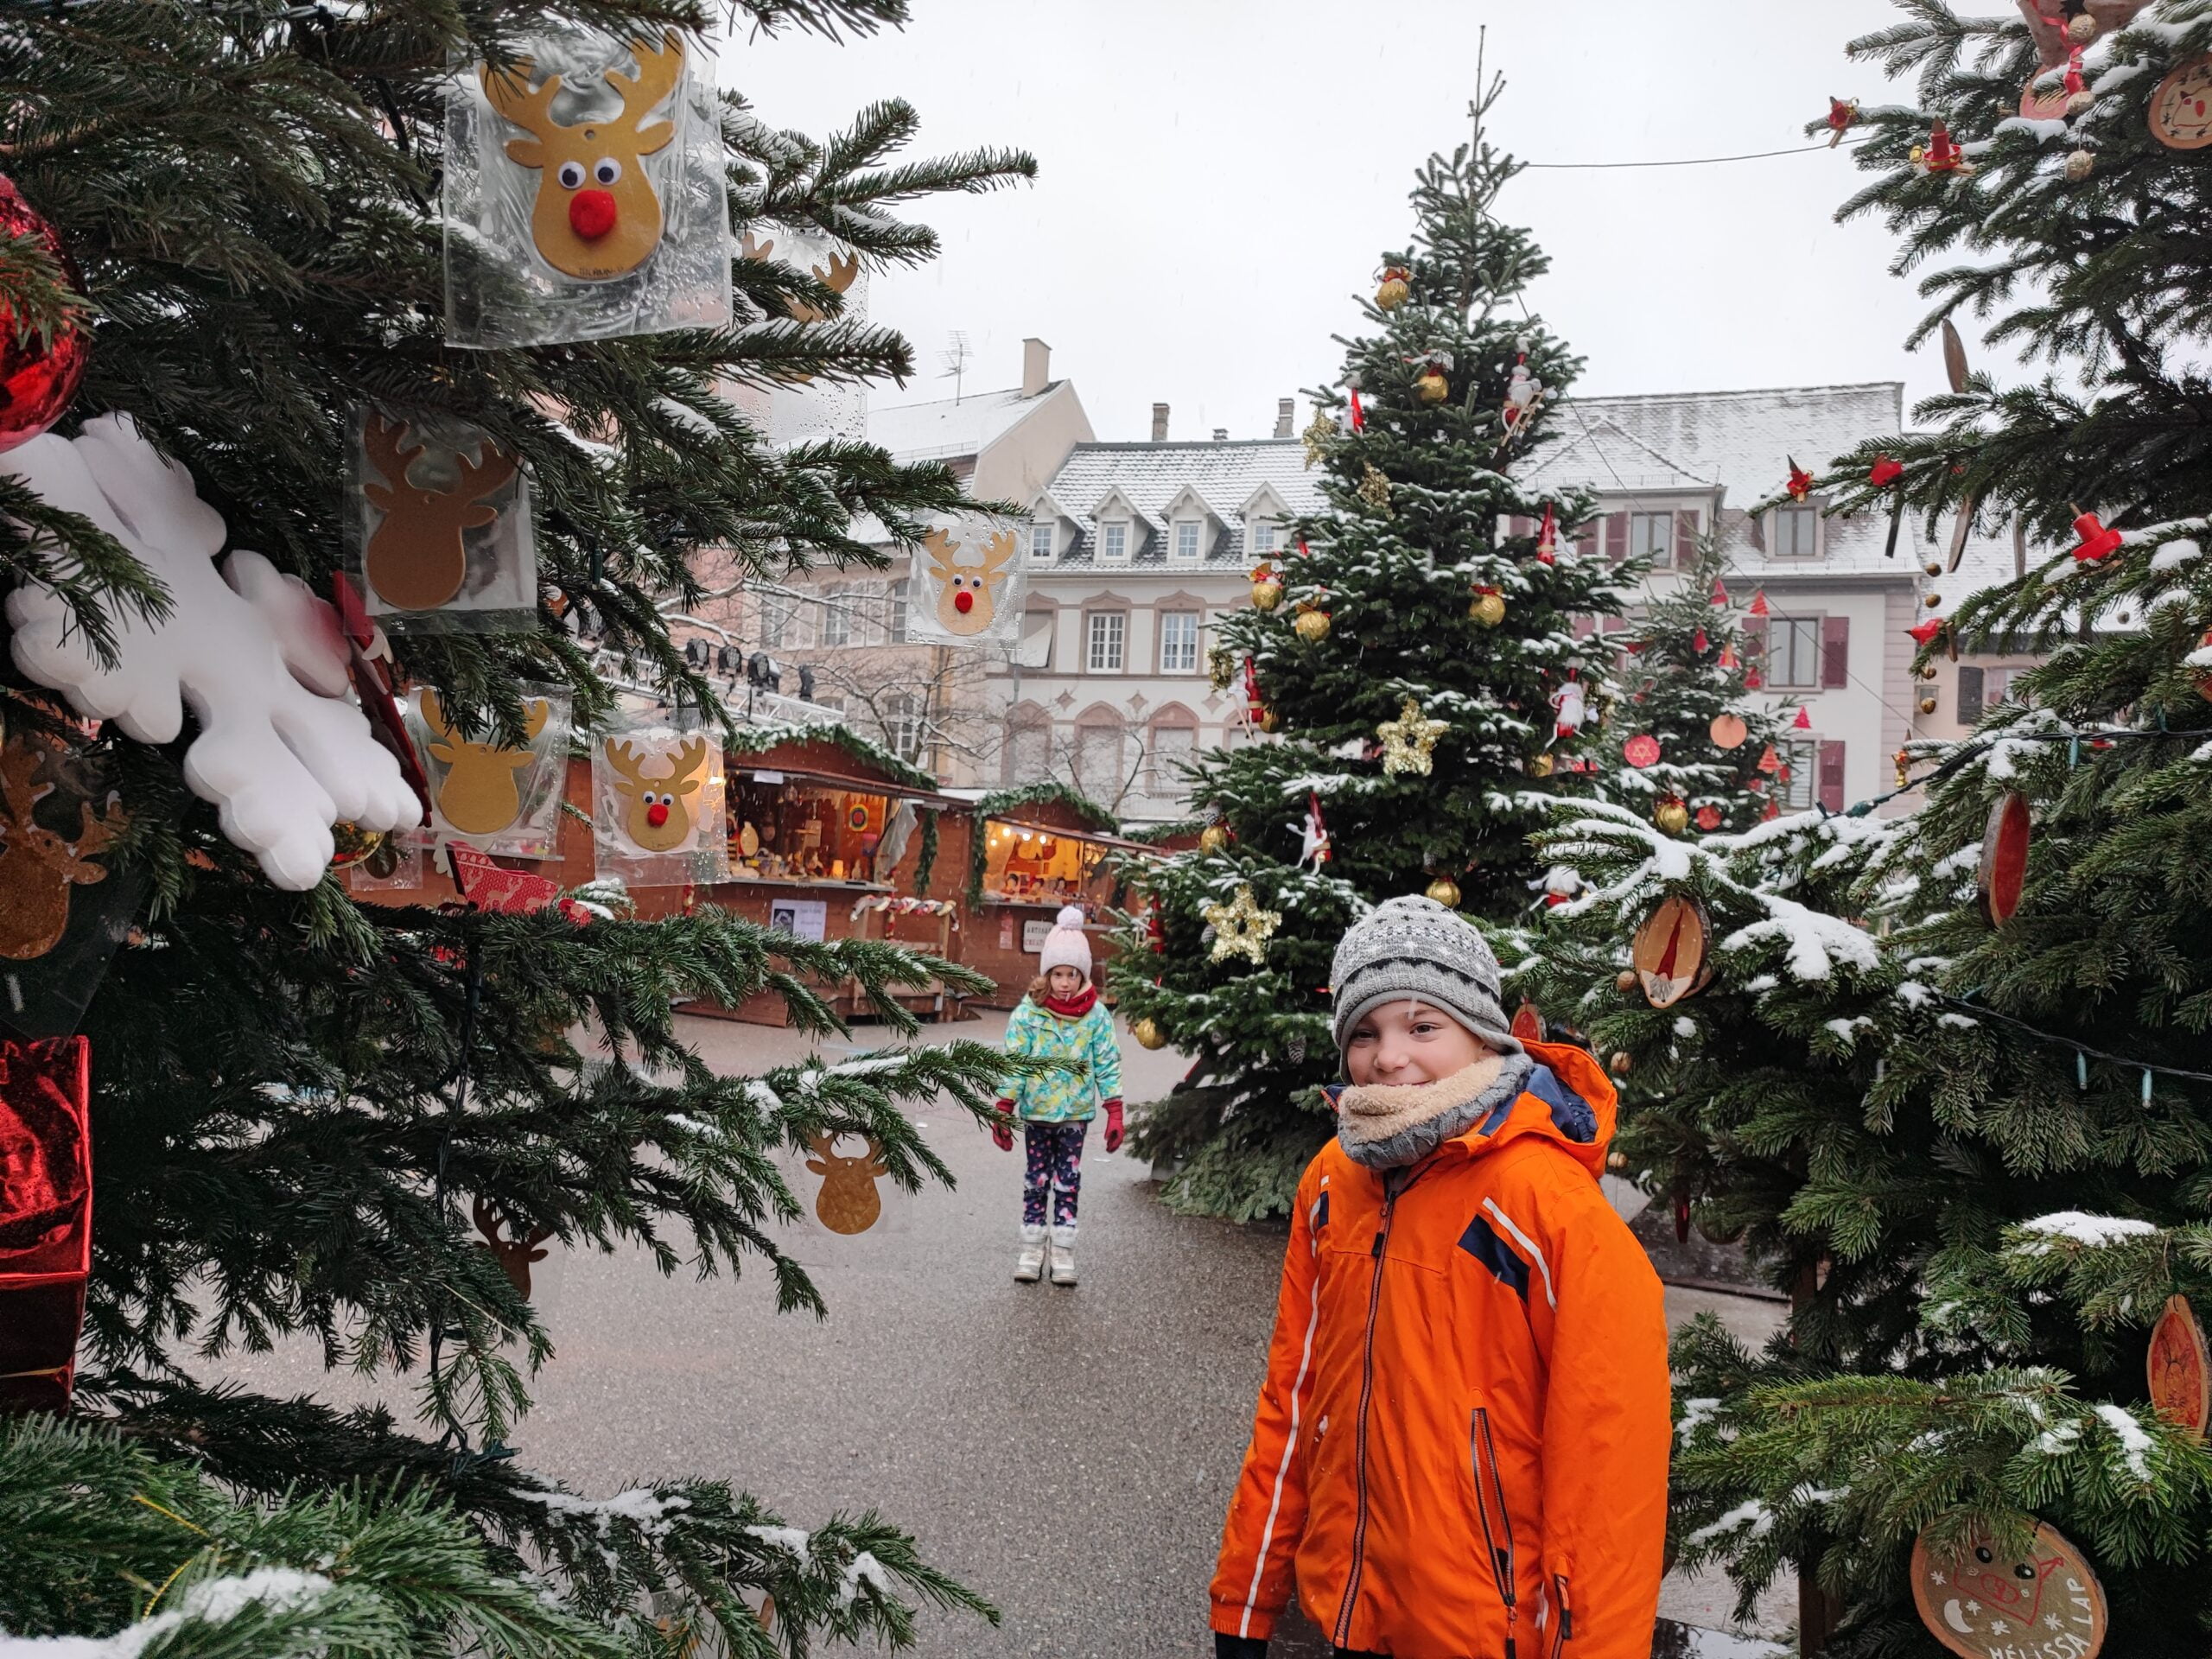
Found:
[1038,904,1092,978]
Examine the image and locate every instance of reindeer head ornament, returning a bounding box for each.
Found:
[480,32,685,282]
[419,690,551,836]
[804,1131,889,1235]
[361,415,520,612]
[922,526,1019,639]
[0,742,121,962]
[604,735,710,853]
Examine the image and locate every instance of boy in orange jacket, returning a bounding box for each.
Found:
[1211,895,1670,1659]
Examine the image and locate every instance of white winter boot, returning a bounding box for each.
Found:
[1048,1225,1077,1286]
[1014,1224,1046,1282]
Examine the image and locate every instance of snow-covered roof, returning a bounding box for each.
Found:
[868,384,1058,465]
[1037,439,1328,568]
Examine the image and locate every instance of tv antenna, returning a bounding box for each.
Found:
[940,331,972,402]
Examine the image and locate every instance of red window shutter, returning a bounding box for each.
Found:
[1573,518,1599,558]
[1675,509,1700,568]
[1572,614,1596,639]
[1821,615,1850,689]
[1605,512,1628,564]
[1507,515,1529,538]
[1818,741,1847,812]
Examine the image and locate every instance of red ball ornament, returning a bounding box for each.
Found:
[1624,734,1662,768]
[0,178,89,454]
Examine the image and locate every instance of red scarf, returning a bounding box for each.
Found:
[1043,986,1098,1020]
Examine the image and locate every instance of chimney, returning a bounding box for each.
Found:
[1274,398,1294,439]
[1151,402,1170,442]
[1212,428,1229,442]
[1021,337,1051,398]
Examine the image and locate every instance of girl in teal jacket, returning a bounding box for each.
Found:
[991,906,1124,1286]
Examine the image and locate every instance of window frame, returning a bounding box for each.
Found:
[820,586,851,649]
[884,693,923,762]
[1086,609,1127,673]
[1029,520,1056,564]
[1772,503,1821,559]
[1171,519,1204,567]
[1074,721,1127,799]
[887,578,909,645]
[1145,720,1199,797]
[1097,521,1130,565]
[1780,737,1817,810]
[1158,609,1201,674]
[1628,511,1673,565]
[1251,519,1281,559]
[1766,614,1825,690]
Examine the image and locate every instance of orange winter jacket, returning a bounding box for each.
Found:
[1210,1040,1670,1659]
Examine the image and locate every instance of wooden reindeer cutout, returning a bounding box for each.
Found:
[473,1195,556,1300]
[923,527,1018,638]
[480,32,684,282]
[362,415,519,612]
[739,233,861,324]
[420,690,551,836]
[0,741,121,961]
[604,735,710,853]
[804,1131,888,1235]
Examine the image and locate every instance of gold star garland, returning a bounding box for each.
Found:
[1203,885,1281,966]
[1377,696,1447,777]
[1356,463,1392,516]
[1301,409,1338,469]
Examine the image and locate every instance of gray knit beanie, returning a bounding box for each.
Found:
[1330,894,1522,1058]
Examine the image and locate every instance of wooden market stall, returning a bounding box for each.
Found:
[960,783,1158,1009]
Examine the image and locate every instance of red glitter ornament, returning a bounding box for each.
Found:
[0,1036,92,1411]
[1869,454,1905,487]
[1694,804,1723,832]
[0,178,89,454]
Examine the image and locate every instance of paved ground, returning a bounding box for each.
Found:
[203,1009,1791,1656]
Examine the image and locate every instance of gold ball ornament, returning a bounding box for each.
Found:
[1256,708,1280,734]
[1924,593,1943,609]
[1616,969,1640,994]
[1919,664,1940,681]
[2068,90,2099,118]
[1469,590,1507,628]
[1654,798,1691,836]
[2065,148,2097,182]
[329,821,388,870]
[1294,608,1332,643]
[1608,1050,1633,1077]
[1528,752,1556,779]
[1251,573,1285,612]
[2068,9,2098,41]
[1425,876,1462,909]
[1920,696,1939,715]
[1131,1016,1167,1051]
[1375,268,1410,311]
[1414,370,1450,406]
[1198,823,1231,855]
[1923,560,1943,576]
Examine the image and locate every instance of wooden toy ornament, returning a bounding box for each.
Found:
[1631,893,1713,1010]
[805,1132,888,1234]
[1979,791,2032,926]
[1910,1522,2107,1659]
[2149,1293,2210,1439]
[0,738,120,963]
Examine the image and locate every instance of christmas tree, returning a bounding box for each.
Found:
[1604,538,1797,839]
[1114,109,1637,1223]
[1531,5,2212,1652]
[0,3,1036,1650]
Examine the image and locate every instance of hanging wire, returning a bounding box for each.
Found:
[1523,137,1876,170]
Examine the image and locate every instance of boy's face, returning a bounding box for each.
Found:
[1047,966,1085,997]
[1344,1001,1489,1087]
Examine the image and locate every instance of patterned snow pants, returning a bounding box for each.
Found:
[1022,1121,1088,1230]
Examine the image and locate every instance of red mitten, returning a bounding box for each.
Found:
[991,1100,1016,1152]
[1102,1098,1124,1154]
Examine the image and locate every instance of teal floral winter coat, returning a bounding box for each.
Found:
[997,996,1124,1123]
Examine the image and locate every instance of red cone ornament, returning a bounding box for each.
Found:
[1793,706,1814,731]
[0,179,89,454]
[2070,511,2125,564]
[1749,589,1770,618]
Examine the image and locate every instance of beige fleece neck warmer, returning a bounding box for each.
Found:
[1333,1051,1533,1172]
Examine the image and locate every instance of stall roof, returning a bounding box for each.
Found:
[725,721,942,795]
[972,781,1118,836]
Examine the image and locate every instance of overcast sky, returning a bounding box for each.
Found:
[722,0,1981,443]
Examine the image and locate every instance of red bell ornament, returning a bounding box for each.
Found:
[0,178,90,454]
[0,1035,92,1411]
[2070,510,2125,564]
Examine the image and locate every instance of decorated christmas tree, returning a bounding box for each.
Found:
[1526,5,2212,1653]
[1603,539,1799,838]
[0,2,1035,1650]
[1114,110,1637,1223]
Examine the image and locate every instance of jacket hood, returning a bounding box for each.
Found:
[1323,1038,1616,1181]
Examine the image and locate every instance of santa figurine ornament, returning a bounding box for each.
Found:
[1550,671,1587,741]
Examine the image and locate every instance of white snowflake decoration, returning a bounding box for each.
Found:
[4,415,421,889]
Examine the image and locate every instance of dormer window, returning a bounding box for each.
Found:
[1030,520,1056,563]
[1773,503,1821,558]
[1172,520,1202,565]
[1251,519,1281,558]
[1098,522,1129,564]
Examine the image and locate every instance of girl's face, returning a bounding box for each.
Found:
[1047,966,1086,997]
[1343,1001,1488,1087]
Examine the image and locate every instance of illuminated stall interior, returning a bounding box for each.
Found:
[727,774,899,887]
[979,819,1106,904]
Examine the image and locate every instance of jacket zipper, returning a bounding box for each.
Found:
[1471,1406,1519,1659]
[1550,1571,1573,1657]
[1332,1173,1402,1649]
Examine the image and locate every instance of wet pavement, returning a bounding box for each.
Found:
[202,1008,1792,1656]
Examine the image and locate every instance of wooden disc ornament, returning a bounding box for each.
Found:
[1510,1001,1546,1044]
[1631,893,1713,1011]
[1623,734,1662,768]
[2149,54,2212,150]
[2149,1293,2211,1440]
[1708,713,1748,751]
[804,1132,887,1235]
[1978,791,2032,926]
[1910,1522,2107,1659]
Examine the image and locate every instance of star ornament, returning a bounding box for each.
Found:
[1203,885,1281,966]
[1301,408,1338,469]
[1377,696,1447,777]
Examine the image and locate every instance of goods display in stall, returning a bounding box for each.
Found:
[978,818,1103,906]
[728,772,897,887]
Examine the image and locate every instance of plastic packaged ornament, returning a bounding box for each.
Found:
[0,178,88,455]
[347,410,537,632]
[445,26,732,349]
[408,685,570,857]
[0,734,143,1039]
[591,709,728,887]
[905,512,1027,646]
[728,225,870,444]
[346,831,424,894]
